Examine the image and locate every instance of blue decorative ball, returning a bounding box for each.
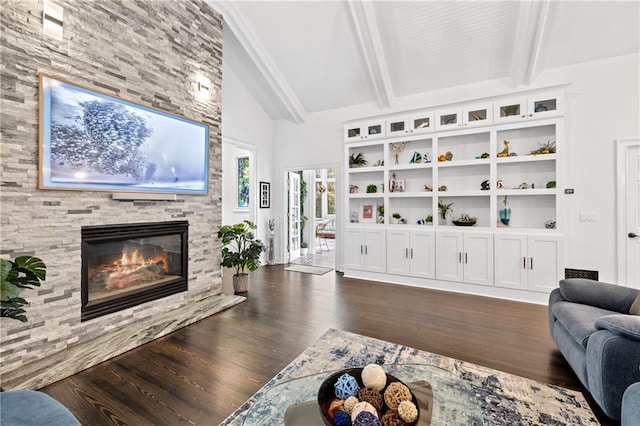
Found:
[334,373,360,400]
[354,411,382,426]
[332,410,351,426]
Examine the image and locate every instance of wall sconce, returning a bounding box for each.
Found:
[43,0,64,41]
[195,75,211,101]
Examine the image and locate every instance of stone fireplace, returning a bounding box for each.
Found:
[81,221,188,321]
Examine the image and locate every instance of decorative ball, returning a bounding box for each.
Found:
[354,411,382,426]
[383,382,412,410]
[334,373,360,400]
[332,410,351,426]
[362,364,387,390]
[397,400,418,423]
[351,401,377,423]
[344,396,359,414]
[358,386,383,412]
[380,410,405,426]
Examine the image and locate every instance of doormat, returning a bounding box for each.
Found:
[220,329,598,425]
[284,264,333,275]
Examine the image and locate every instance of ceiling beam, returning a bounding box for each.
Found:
[510,0,551,88]
[211,1,307,124]
[346,1,394,109]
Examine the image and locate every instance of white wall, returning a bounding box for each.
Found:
[221,64,274,257]
[271,53,639,281]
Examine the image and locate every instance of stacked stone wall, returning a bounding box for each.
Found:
[0,0,224,379]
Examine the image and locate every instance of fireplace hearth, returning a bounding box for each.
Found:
[81,221,188,321]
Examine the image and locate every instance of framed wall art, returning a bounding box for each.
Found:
[359,202,377,223]
[39,73,209,194]
[259,181,270,208]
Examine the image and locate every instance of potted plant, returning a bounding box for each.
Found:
[349,152,367,168]
[366,184,378,193]
[300,242,309,256]
[1,256,47,322]
[391,212,402,224]
[438,201,454,225]
[218,220,266,294]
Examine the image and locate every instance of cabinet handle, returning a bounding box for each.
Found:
[360,245,363,255]
[458,252,462,263]
[405,248,408,259]
[464,252,468,264]
[522,257,526,269]
[365,245,368,255]
[410,248,414,259]
[529,257,534,269]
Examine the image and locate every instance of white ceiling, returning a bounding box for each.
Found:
[210,1,640,123]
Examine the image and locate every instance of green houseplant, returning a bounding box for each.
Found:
[1,256,46,322]
[218,221,266,294]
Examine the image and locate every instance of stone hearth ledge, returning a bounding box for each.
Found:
[1,293,245,390]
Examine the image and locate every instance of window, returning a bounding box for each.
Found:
[315,168,335,219]
[237,156,250,208]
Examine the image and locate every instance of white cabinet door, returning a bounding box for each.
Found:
[344,228,365,270]
[527,235,563,293]
[436,232,463,282]
[364,228,387,273]
[463,233,494,286]
[494,234,528,290]
[387,230,410,276]
[411,231,435,279]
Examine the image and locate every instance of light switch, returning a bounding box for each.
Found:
[579,212,597,222]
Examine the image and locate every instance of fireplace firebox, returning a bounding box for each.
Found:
[81,221,188,321]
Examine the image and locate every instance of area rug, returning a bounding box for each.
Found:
[284,264,333,275]
[220,329,598,425]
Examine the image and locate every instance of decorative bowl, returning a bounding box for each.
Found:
[452,219,477,226]
[317,367,420,425]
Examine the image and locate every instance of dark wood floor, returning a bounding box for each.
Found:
[41,266,615,425]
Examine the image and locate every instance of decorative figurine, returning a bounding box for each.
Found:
[349,185,359,193]
[499,196,511,226]
[423,184,432,192]
[497,140,510,157]
[496,180,504,189]
[438,185,448,191]
[410,152,422,163]
[480,180,490,190]
[423,153,431,163]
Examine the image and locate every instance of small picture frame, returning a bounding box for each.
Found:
[389,179,406,193]
[259,181,270,208]
[359,202,376,223]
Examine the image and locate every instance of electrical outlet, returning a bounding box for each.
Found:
[580,212,597,222]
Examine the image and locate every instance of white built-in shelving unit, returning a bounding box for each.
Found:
[343,88,565,303]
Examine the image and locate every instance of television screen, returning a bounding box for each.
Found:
[39,74,209,194]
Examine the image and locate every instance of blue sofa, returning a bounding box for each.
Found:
[549,278,640,421]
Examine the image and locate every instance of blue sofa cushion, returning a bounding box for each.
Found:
[596,315,640,341]
[559,279,639,313]
[552,301,617,348]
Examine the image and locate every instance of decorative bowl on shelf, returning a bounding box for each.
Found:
[452,215,477,227]
[317,366,420,425]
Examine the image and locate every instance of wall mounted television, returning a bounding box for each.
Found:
[39,73,209,194]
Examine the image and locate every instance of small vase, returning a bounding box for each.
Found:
[499,198,511,226]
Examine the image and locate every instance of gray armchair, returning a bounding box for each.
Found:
[549,279,640,420]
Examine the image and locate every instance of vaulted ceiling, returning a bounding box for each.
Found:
[209,1,640,123]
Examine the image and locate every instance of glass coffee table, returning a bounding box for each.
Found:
[243,364,484,425]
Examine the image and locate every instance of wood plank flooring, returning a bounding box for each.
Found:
[40,266,616,425]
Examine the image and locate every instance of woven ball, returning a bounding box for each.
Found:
[332,410,351,426]
[362,364,387,390]
[351,401,378,423]
[358,386,383,412]
[383,382,412,410]
[334,373,360,400]
[397,400,418,423]
[380,410,406,426]
[344,396,359,414]
[354,411,382,426]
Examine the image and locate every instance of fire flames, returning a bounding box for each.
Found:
[103,249,169,290]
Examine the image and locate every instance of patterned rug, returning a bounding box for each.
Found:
[284,264,333,275]
[220,329,598,425]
